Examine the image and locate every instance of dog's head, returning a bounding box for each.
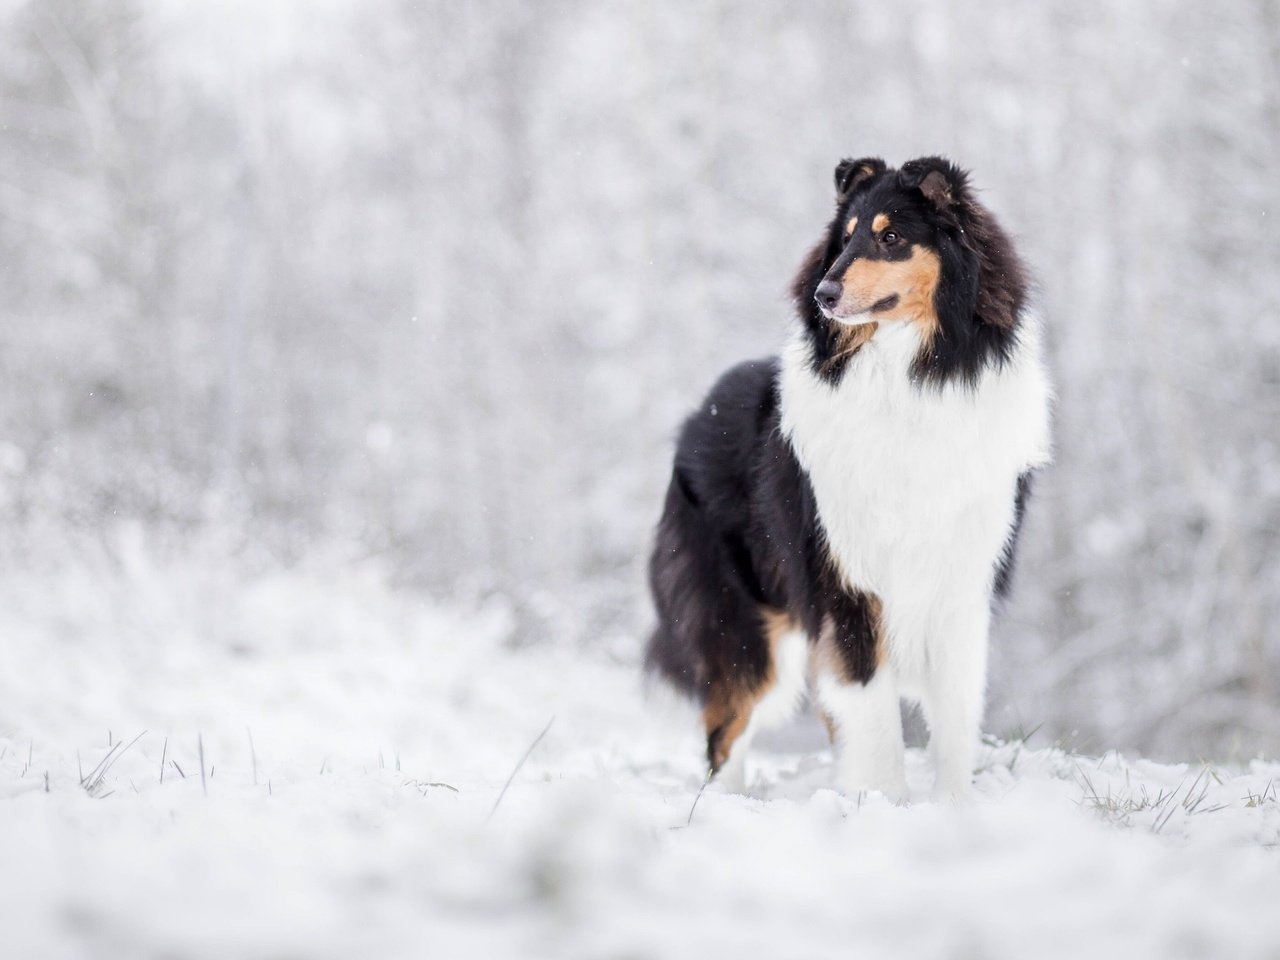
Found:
[793,156,1027,378]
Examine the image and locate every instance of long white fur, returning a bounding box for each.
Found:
[778,314,1052,801]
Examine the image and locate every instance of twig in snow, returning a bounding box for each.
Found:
[247,727,258,786]
[1244,779,1275,807]
[685,768,713,827]
[404,779,460,797]
[198,734,207,797]
[487,715,555,823]
[81,731,146,798]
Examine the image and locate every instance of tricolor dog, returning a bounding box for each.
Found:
[646,156,1052,802]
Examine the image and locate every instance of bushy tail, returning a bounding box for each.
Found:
[644,475,708,699]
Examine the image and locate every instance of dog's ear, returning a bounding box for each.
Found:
[899,156,970,212]
[834,157,885,201]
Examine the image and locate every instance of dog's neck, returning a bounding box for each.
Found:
[796,319,927,394]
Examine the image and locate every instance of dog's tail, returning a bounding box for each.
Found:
[643,473,708,699]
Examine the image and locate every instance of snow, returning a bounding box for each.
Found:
[2,538,1279,959]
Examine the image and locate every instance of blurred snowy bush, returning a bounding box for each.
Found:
[0,0,1276,759]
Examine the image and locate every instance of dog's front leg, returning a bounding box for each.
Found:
[924,600,991,802]
[816,667,909,804]
[813,592,908,804]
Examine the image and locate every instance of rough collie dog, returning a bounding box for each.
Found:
[646,156,1051,802]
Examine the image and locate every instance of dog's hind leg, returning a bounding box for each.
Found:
[648,460,797,793]
[704,608,807,793]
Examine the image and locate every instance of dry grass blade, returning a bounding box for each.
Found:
[685,768,713,827]
[1151,785,1182,834]
[81,731,146,798]
[486,715,555,823]
[247,727,259,786]
[404,779,460,797]
[1244,779,1276,808]
[198,734,207,797]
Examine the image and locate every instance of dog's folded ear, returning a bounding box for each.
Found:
[899,156,970,211]
[834,157,885,201]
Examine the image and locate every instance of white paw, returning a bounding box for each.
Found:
[712,758,748,796]
[838,771,910,806]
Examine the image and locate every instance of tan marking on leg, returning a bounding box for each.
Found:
[871,213,891,233]
[760,606,797,644]
[807,638,840,744]
[812,614,841,679]
[844,215,858,236]
[811,617,848,741]
[868,594,888,669]
[817,706,838,744]
[703,696,754,772]
[702,606,792,773]
[811,594,887,686]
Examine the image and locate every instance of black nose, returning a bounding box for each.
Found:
[814,280,841,311]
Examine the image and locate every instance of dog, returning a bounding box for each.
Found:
[646,156,1052,802]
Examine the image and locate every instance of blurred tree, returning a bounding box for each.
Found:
[0,0,1275,757]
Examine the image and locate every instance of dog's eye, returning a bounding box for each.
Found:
[880,231,900,245]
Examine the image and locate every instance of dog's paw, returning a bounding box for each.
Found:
[839,773,911,807]
[711,758,748,796]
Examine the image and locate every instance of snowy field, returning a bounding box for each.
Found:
[2,537,1279,960]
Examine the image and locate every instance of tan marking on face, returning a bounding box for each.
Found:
[702,606,793,773]
[834,245,942,345]
[844,215,858,236]
[871,213,891,233]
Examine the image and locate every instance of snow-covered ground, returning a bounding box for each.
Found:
[2,534,1278,959]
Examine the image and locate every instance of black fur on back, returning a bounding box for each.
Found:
[648,359,821,697]
[646,359,789,699]
[646,359,880,707]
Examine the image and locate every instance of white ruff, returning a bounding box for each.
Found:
[780,316,1052,799]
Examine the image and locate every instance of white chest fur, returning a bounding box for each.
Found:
[779,318,1052,681]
